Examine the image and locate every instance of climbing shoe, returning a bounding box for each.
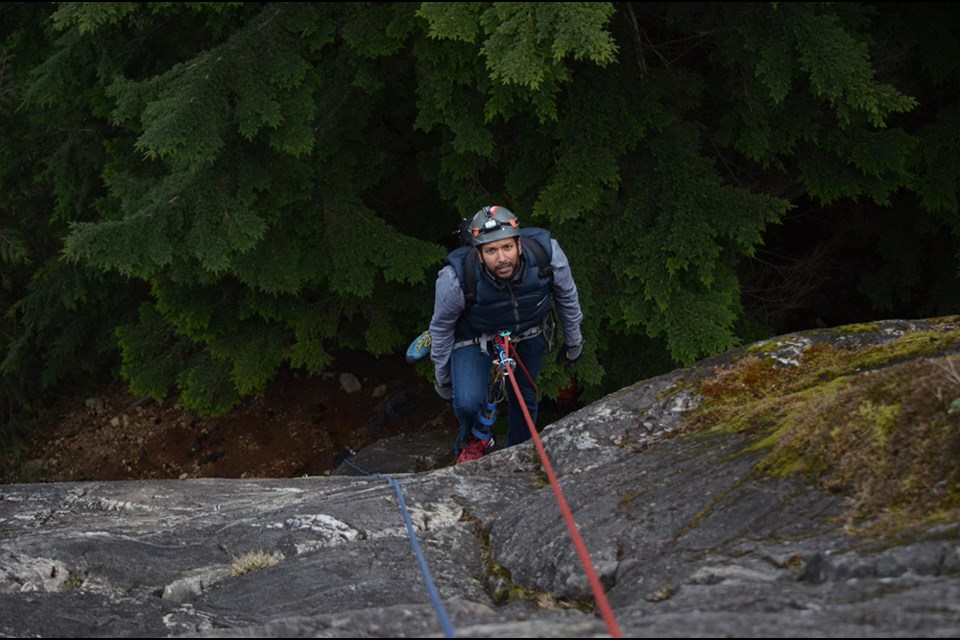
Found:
[456,435,493,464]
[405,330,431,363]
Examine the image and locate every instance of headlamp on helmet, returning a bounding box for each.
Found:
[469,205,520,247]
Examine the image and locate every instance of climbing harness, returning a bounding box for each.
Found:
[493,332,624,638]
[343,459,456,638]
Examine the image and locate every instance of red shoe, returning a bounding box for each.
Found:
[456,436,493,464]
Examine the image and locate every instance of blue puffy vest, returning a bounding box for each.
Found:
[444,227,554,340]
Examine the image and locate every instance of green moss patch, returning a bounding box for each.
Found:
[683,326,960,534]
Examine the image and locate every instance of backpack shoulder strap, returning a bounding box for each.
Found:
[464,249,478,307]
[521,236,553,280]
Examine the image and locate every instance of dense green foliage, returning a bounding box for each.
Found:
[1,3,958,449]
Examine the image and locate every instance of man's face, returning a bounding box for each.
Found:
[479,237,519,280]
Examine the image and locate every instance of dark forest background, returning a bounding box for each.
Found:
[1,2,958,454]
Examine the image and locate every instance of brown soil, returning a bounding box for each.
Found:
[18,351,459,483]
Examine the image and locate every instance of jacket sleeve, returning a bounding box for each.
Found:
[549,239,584,347]
[428,265,465,386]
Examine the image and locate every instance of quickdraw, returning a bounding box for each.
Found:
[493,330,516,374]
[494,331,539,399]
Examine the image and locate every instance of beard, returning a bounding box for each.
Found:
[494,260,516,279]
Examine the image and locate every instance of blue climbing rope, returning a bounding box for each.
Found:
[343,459,456,638]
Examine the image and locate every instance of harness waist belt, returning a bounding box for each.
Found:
[453,324,543,352]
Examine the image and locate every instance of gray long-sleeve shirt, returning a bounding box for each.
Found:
[428,238,584,385]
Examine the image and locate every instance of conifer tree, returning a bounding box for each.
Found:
[0,2,144,452]
[0,1,956,427]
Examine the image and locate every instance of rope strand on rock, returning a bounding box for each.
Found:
[495,332,624,638]
[343,459,456,638]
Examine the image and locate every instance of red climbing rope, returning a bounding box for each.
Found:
[496,334,623,638]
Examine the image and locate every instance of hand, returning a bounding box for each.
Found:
[561,342,583,365]
[434,381,453,401]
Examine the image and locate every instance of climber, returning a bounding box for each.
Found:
[427,205,584,463]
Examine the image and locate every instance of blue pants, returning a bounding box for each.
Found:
[450,334,547,454]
